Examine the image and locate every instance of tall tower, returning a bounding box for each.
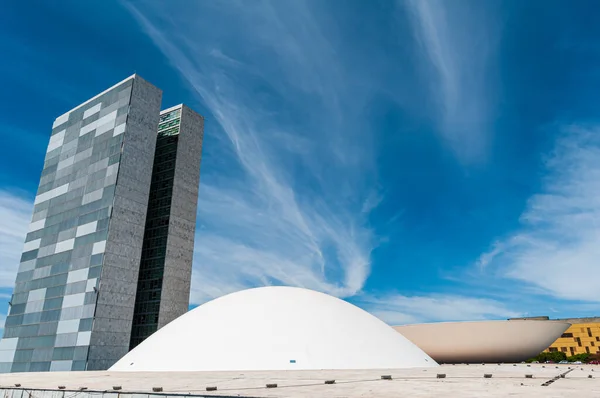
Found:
[130,105,203,349]
[0,75,203,372]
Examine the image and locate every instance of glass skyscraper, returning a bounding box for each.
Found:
[0,75,203,372]
[130,105,203,349]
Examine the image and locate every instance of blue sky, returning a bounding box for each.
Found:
[0,0,599,328]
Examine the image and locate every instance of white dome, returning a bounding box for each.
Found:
[111,286,437,371]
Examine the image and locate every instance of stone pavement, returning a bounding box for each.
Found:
[0,364,598,397]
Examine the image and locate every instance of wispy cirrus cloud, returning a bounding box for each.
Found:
[125,1,381,303]
[359,293,521,325]
[477,125,600,302]
[474,240,505,271]
[0,190,31,289]
[404,0,498,163]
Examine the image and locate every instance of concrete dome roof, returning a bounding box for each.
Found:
[111,286,437,371]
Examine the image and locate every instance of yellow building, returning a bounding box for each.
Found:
[545,318,600,357]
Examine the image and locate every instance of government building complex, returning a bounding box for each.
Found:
[0,74,597,382]
[0,75,203,372]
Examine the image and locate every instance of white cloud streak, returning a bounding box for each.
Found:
[474,240,505,271]
[0,190,31,289]
[359,293,521,325]
[477,126,600,302]
[125,1,380,304]
[404,0,496,163]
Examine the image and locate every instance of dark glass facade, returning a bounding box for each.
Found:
[130,108,181,349]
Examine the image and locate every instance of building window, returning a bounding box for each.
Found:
[576,337,582,347]
[561,333,573,338]
[570,347,575,355]
[585,347,590,354]
[561,347,567,352]
[588,328,593,337]
[549,347,558,352]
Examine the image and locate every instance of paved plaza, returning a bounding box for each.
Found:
[0,364,598,397]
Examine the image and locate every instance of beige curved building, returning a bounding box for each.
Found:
[394,320,570,363]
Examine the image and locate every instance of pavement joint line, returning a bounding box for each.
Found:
[540,368,575,387]
[162,375,539,393]
[102,375,569,395]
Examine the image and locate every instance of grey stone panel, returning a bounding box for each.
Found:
[98,265,138,285]
[87,342,128,361]
[86,334,130,370]
[94,301,137,322]
[90,316,132,334]
[89,76,162,369]
[111,175,152,205]
[112,196,147,219]
[98,277,138,297]
[117,147,156,183]
[103,241,144,262]
[166,215,196,239]
[103,252,140,271]
[86,358,119,371]
[88,331,129,349]
[168,186,200,221]
[104,219,145,248]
